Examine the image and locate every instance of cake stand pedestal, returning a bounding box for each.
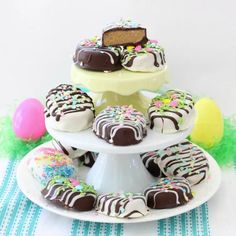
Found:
[46,125,193,194]
[71,65,169,114]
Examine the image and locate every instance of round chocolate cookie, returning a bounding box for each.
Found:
[140,151,165,177]
[144,176,193,209]
[93,105,147,146]
[96,192,149,219]
[121,40,166,72]
[148,89,195,133]
[73,36,122,72]
[41,176,97,211]
[45,84,95,132]
[157,140,209,185]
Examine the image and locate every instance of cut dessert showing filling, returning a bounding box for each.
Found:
[102,19,147,47]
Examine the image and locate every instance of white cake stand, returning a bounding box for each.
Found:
[16,141,221,223]
[47,125,193,194]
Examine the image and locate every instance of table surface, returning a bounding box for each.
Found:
[0,158,235,236]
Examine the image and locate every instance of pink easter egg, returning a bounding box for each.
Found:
[13,98,46,140]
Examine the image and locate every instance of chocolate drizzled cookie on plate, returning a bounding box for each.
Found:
[93,105,147,146]
[45,84,95,132]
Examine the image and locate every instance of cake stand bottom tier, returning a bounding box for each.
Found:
[16,141,221,223]
[86,153,155,194]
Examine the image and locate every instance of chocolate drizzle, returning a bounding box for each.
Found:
[96,193,149,219]
[93,106,147,146]
[157,140,209,186]
[41,177,97,211]
[73,37,122,72]
[121,41,166,72]
[144,177,193,209]
[45,84,95,122]
[140,151,165,177]
[148,90,195,133]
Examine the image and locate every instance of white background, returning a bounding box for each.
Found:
[0,0,236,115]
[0,2,235,235]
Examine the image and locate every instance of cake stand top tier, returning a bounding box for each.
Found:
[46,125,192,154]
[71,65,169,96]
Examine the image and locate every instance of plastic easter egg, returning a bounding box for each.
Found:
[13,98,46,140]
[190,98,224,148]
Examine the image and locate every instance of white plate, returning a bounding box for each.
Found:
[16,142,221,224]
[46,125,194,154]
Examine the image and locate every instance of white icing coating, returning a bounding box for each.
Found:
[45,84,95,132]
[148,90,195,134]
[28,147,77,186]
[103,19,141,32]
[96,193,149,219]
[157,140,209,185]
[121,40,166,72]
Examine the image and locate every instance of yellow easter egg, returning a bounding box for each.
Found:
[190,98,224,148]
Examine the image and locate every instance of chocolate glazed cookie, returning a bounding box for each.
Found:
[93,105,147,146]
[41,176,97,211]
[73,36,122,72]
[144,177,193,209]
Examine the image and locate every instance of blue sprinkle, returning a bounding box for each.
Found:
[75,185,83,191]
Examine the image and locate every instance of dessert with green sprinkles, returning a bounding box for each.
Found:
[144,176,193,209]
[28,147,77,186]
[121,39,166,72]
[45,84,95,132]
[41,176,97,211]
[92,105,147,146]
[96,192,149,218]
[148,89,195,133]
[156,140,209,185]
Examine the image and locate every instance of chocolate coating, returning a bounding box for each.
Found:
[41,176,97,211]
[144,177,193,209]
[73,37,122,72]
[140,151,165,177]
[78,151,98,168]
[93,105,147,146]
[157,140,209,185]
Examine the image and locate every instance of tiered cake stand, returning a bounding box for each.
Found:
[17,65,221,223]
[71,65,169,114]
